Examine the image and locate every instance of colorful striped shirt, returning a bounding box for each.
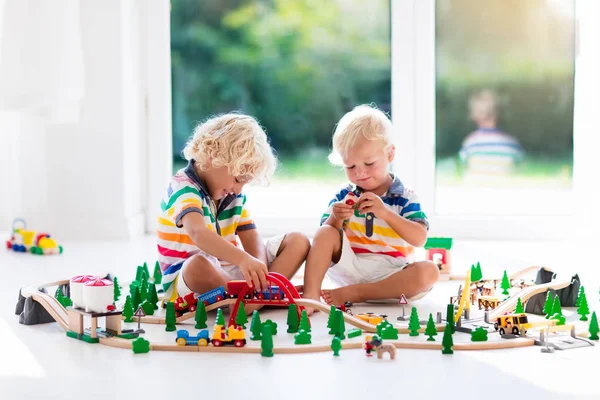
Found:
[156,160,256,300]
[459,128,524,175]
[320,174,429,264]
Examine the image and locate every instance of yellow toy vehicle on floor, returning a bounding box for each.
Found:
[211,325,247,347]
[494,313,555,336]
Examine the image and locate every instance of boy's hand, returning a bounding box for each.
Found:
[356,192,389,219]
[238,255,269,290]
[332,201,354,222]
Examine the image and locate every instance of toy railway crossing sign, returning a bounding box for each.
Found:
[134,306,146,333]
[399,294,408,317]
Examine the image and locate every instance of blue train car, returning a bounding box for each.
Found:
[260,286,285,300]
[175,329,210,346]
[197,286,226,306]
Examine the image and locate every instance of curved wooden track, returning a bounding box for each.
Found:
[488,274,573,320]
[98,336,535,353]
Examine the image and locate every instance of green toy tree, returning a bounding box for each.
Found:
[470,262,483,282]
[588,311,599,341]
[408,307,421,336]
[500,270,510,295]
[139,275,148,302]
[165,302,177,331]
[113,277,121,302]
[250,310,262,340]
[143,261,150,280]
[331,336,342,356]
[123,295,134,322]
[55,287,72,307]
[470,327,488,342]
[132,337,150,354]
[286,304,299,333]
[294,329,312,344]
[576,286,585,307]
[327,305,336,334]
[153,261,162,284]
[334,309,346,339]
[261,324,274,357]
[441,322,454,355]
[141,299,154,316]
[543,291,554,319]
[515,297,524,314]
[446,304,455,333]
[299,309,311,333]
[147,282,159,310]
[551,295,562,316]
[425,313,437,341]
[194,302,207,329]
[263,320,278,335]
[215,308,225,326]
[577,291,590,321]
[131,285,141,311]
[235,302,249,328]
[135,265,143,282]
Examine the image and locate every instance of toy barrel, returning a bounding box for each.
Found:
[82,278,114,313]
[70,275,95,309]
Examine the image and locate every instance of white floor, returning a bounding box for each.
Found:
[1,234,600,400]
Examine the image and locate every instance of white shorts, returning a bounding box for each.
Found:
[326,231,410,287]
[176,234,286,297]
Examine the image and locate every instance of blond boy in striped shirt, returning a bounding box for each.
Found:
[157,113,310,303]
[303,105,439,313]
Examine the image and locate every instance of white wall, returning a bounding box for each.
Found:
[0,0,171,240]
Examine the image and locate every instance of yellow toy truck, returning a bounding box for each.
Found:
[211,325,247,347]
[494,313,555,336]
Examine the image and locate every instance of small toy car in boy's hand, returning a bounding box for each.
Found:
[343,192,361,210]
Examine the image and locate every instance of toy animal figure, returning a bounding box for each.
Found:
[368,337,397,360]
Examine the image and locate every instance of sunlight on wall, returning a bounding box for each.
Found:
[0,318,45,378]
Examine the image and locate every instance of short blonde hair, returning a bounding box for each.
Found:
[183,113,277,185]
[328,104,393,165]
[469,89,498,122]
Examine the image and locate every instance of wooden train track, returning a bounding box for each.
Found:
[99,335,535,353]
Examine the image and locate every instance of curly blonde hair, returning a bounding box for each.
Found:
[183,113,277,185]
[328,104,393,165]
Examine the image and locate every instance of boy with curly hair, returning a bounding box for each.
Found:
[157,113,310,302]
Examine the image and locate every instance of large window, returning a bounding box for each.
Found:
[170,0,391,234]
[434,0,575,216]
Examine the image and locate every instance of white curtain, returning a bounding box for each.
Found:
[0,0,85,123]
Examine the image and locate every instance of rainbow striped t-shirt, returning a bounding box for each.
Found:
[459,128,524,176]
[321,174,429,264]
[156,160,256,300]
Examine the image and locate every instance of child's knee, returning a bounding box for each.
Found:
[314,225,341,244]
[418,261,440,287]
[284,231,311,254]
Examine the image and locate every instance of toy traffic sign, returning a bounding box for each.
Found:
[135,306,146,333]
[399,294,408,317]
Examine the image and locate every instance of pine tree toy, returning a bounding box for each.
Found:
[446,304,455,334]
[327,305,336,334]
[286,304,299,333]
[250,310,262,340]
[543,291,554,319]
[425,313,438,341]
[515,297,524,314]
[588,311,599,341]
[113,276,121,302]
[235,303,249,328]
[147,282,159,310]
[577,290,590,321]
[299,309,311,333]
[123,295,134,322]
[153,261,162,285]
[165,302,177,332]
[215,308,225,326]
[195,301,208,329]
[408,307,421,336]
[441,322,454,354]
[500,270,511,295]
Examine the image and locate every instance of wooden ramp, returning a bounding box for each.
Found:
[20,280,70,331]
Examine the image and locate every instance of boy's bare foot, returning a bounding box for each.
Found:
[301,292,322,315]
[321,287,354,306]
